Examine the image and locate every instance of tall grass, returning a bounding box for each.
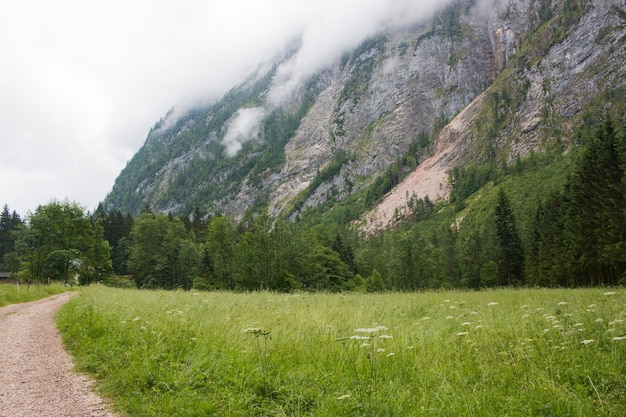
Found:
[57,286,626,416]
[0,283,69,308]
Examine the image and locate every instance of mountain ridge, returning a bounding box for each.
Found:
[103,0,626,232]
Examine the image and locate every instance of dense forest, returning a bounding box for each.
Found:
[2,118,624,291]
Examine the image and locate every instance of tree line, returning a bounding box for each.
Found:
[0,201,111,287]
[94,118,626,290]
[1,119,624,291]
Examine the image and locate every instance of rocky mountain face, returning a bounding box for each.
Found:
[103,0,626,229]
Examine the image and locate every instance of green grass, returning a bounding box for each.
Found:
[57,286,626,416]
[0,283,70,308]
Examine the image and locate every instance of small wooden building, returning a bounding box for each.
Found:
[0,271,13,284]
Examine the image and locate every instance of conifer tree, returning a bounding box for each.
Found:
[566,118,625,285]
[494,188,524,286]
[0,205,22,267]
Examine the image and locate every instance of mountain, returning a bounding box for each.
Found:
[103,0,626,231]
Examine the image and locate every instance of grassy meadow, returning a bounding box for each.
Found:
[0,282,69,308]
[57,286,626,416]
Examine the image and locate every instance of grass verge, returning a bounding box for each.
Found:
[0,283,70,308]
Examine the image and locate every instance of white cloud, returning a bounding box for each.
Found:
[267,0,448,105]
[0,0,451,215]
[222,107,268,157]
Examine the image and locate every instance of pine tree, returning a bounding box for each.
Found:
[0,205,22,267]
[566,118,625,285]
[494,188,524,286]
[528,192,569,287]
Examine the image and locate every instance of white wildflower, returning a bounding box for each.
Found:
[461,322,471,326]
[446,315,454,320]
[456,331,469,336]
[407,346,415,350]
[360,343,370,348]
[580,339,594,345]
[588,304,597,308]
[612,336,626,341]
[242,327,262,333]
[379,334,393,339]
[488,302,498,306]
[355,325,389,333]
[337,394,351,400]
[243,328,271,336]
[557,301,568,306]
[350,335,371,340]
[377,348,386,353]
[386,352,396,357]
[475,325,483,329]
[443,299,450,303]
[603,292,616,296]
[595,318,604,323]
[573,323,584,327]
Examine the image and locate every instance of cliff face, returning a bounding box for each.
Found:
[103,0,626,227]
[363,0,626,230]
[269,8,499,217]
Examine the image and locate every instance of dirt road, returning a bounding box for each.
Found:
[0,292,115,417]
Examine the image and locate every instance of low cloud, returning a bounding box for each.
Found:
[267,0,451,105]
[222,107,268,157]
[230,0,455,155]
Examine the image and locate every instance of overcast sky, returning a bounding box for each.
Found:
[0,0,450,216]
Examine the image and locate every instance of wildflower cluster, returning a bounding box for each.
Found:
[335,325,395,414]
[242,327,273,393]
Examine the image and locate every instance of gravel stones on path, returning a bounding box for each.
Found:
[0,292,115,417]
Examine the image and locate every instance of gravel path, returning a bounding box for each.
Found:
[0,292,115,417]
